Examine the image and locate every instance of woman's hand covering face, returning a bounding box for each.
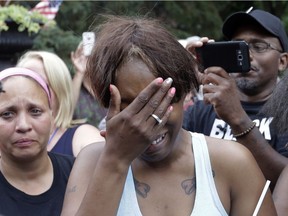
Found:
[103,77,175,164]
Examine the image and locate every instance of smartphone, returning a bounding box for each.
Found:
[82,32,95,56]
[195,41,250,73]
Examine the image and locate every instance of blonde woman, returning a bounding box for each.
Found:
[17,51,104,157]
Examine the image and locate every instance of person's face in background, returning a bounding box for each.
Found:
[19,58,59,120]
[115,57,185,163]
[231,24,285,99]
[0,76,53,161]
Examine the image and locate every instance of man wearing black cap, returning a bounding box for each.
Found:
[183,8,288,189]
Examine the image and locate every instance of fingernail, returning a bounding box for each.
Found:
[156,77,163,84]
[170,87,176,96]
[165,77,173,84]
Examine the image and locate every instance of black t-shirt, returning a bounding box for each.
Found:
[183,100,288,157]
[0,152,74,216]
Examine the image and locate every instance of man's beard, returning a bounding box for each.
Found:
[235,77,258,94]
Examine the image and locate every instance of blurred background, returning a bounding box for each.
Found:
[1,0,288,74]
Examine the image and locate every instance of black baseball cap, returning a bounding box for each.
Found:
[222,9,288,52]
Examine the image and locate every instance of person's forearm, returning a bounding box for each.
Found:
[237,129,287,188]
[273,166,288,216]
[230,116,288,189]
[72,72,85,109]
[75,152,129,216]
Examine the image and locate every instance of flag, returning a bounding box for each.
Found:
[31,0,63,20]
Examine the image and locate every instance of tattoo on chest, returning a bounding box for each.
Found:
[181,177,196,195]
[181,170,215,195]
[134,170,215,198]
[134,178,150,198]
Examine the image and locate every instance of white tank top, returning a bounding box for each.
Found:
[117,132,228,216]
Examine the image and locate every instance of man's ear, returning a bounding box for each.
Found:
[279,52,288,71]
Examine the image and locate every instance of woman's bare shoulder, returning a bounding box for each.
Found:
[75,123,105,142]
[77,141,105,162]
[204,135,256,167]
[72,141,106,172]
[204,135,268,200]
[72,123,105,156]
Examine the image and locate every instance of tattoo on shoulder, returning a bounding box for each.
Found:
[66,185,77,194]
[181,170,215,195]
[134,178,150,198]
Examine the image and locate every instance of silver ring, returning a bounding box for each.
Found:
[151,114,162,124]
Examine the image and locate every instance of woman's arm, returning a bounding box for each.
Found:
[71,42,88,109]
[273,165,288,216]
[61,143,104,216]
[222,141,277,216]
[61,142,128,216]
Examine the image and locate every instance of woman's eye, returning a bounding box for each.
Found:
[1,111,14,119]
[30,108,42,115]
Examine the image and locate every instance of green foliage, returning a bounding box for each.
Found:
[55,1,288,42]
[4,1,288,76]
[0,4,54,34]
[55,1,96,35]
[158,1,224,40]
[32,25,81,74]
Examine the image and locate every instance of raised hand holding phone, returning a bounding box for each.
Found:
[82,32,95,56]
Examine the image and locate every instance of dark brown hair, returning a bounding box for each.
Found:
[86,15,199,108]
[261,71,288,133]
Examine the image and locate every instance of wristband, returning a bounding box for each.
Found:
[234,122,256,138]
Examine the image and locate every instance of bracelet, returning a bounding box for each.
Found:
[234,122,256,138]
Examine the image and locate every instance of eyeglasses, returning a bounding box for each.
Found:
[247,41,282,53]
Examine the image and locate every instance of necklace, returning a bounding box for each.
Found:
[48,128,59,145]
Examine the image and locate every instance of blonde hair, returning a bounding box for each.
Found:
[17,51,75,128]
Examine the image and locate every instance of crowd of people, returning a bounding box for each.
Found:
[0,6,288,216]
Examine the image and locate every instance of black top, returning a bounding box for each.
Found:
[0,152,74,216]
[51,125,81,157]
[183,100,288,157]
